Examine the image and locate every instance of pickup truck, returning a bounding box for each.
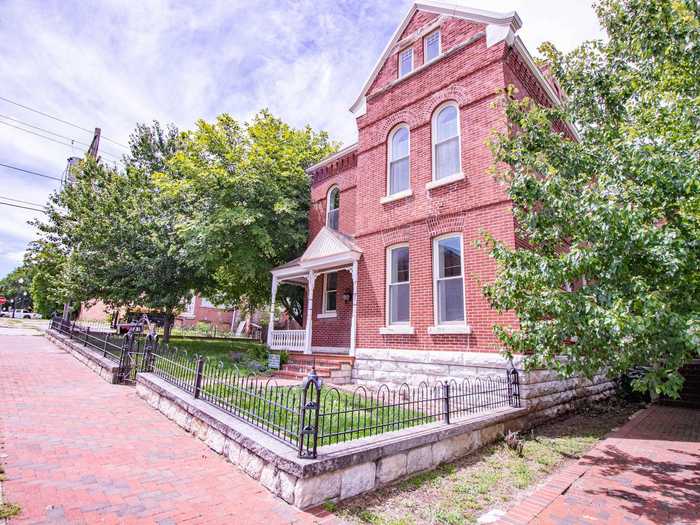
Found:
[0,309,42,319]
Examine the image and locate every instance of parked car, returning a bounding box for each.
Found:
[0,309,42,319]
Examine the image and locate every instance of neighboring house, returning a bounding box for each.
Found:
[78,295,245,334]
[268,1,576,385]
[176,295,241,333]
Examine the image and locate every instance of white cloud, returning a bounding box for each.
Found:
[0,0,603,277]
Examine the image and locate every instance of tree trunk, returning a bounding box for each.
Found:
[162,311,174,344]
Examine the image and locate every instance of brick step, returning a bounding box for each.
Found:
[286,354,354,366]
[282,363,343,373]
[279,365,337,376]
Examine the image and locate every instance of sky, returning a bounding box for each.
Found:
[0,0,605,278]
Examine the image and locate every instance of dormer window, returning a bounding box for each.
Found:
[424,30,441,63]
[326,186,340,230]
[398,48,413,78]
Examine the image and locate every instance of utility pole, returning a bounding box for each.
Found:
[61,128,101,320]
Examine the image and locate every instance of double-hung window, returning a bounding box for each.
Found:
[432,103,461,181]
[433,235,465,325]
[388,126,410,195]
[424,30,441,63]
[399,47,413,78]
[387,245,410,325]
[323,272,337,314]
[326,187,340,230]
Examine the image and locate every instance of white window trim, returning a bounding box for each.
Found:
[398,47,413,78]
[380,325,415,335]
[386,243,411,327]
[386,124,411,198]
[322,272,337,315]
[426,172,465,190]
[430,233,469,331]
[431,101,462,183]
[326,186,340,229]
[424,29,441,64]
[380,188,413,204]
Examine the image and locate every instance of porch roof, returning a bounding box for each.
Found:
[271,227,362,280]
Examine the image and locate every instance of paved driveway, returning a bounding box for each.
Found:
[0,331,335,524]
[499,405,700,524]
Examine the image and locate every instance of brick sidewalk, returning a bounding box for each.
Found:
[499,405,700,525]
[0,334,336,524]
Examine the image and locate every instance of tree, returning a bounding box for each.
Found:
[485,0,700,397]
[0,266,32,312]
[37,122,210,342]
[160,110,336,312]
[24,240,68,317]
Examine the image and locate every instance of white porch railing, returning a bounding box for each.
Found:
[270,329,306,352]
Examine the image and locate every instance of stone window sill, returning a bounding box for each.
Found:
[428,324,472,335]
[379,325,415,335]
[380,189,413,204]
[426,172,465,190]
[317,312,337,319]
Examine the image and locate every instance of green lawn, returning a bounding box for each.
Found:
[201,381,434,447]
[166,336,268,372]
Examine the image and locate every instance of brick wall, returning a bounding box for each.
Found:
[304,9,559,356]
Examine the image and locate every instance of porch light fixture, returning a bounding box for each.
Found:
[342,289,352,303]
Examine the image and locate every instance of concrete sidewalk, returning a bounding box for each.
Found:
[499,405,700,525]
[0,333,336,524]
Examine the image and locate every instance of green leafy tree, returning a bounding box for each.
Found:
[37,123,210,342]
[0,266,32,312]
[485,0,700,397]
[161,110,336,312]
[24,240,67,317]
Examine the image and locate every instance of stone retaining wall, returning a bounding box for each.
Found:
[45,329,120,384]
[352,348,616,423]
[136,373,529,509]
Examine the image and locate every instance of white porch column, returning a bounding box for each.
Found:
[349,260,358,356]
[304,271,316,354]
[267,276,278,345]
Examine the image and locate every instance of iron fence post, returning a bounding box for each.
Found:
[298,368,322,459]
[443,380,451,424]
[85,326,90,347]
[509,369,520,408]
[103,332,108,357]
[194,356,205,399]
[70,321,75,339]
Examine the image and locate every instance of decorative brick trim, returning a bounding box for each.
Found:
[425,213,465,237]
[381,226,412,246]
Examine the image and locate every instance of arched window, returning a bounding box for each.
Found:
[387,125,410,196]
[432,102,461,181]
[326,186,340,230]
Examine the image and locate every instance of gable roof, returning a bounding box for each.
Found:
[300,227,362,264]
[349,1,522,116]
[271,227,362,278]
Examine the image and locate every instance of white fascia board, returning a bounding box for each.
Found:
[349,2,521,116]
[300,251,361,271]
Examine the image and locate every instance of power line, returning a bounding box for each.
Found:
[0,120,123,163]
[0,201,46,213]
[0,162,63,182]
[0,95,130,149]
[0,113,124,160]
[0,194,46,208]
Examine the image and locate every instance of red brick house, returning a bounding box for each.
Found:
[268,2,579,386]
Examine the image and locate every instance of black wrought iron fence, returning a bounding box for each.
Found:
[50,316,123,362]
[49,315,520,458]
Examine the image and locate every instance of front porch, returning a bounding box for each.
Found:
[267,227,362,356]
